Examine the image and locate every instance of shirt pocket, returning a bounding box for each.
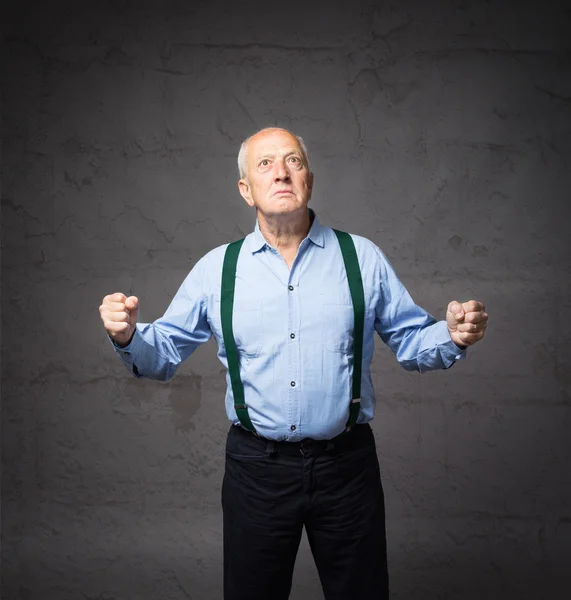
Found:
[321,303,354,354]
[212,298,263,358]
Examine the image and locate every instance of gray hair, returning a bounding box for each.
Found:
[237,127,311,180]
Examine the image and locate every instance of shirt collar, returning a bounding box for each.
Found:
[248,208,325,253]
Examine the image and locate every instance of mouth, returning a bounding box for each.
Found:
[274,189,293,196]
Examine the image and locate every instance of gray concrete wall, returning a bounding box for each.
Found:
[2,1,570,598]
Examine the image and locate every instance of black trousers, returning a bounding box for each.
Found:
[222,423,389,600]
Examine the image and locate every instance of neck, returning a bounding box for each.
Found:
[257,208,312,251]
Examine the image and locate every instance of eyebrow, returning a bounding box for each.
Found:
[256,150,303,161]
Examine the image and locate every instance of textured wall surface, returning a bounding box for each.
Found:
[2,1,571,598]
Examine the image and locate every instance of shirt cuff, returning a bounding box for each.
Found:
[107,327,144,376]
[432,320,468,366]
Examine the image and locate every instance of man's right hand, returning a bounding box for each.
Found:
[99,293,139,348]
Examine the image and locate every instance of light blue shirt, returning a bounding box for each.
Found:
[110,210,465,441]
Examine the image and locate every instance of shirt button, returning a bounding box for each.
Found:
[290,333,295,339]
[290,425,296,431]
[288,285,294,291]
[290,381,296,387]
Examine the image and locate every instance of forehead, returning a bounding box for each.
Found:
[248,130,303,159]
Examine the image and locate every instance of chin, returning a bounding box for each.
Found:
[254,197,309,216]
[276,204,307,215]
[259,200,296,212]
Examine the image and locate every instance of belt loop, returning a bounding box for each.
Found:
[266,441,276,456]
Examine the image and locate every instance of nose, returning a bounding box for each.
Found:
[273,159,291,182]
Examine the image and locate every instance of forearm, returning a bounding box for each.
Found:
[373,244,467,372]
[388,319,467,372]
[109,323,184,381]
[107,261,213,380]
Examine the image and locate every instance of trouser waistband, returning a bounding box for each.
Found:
[229,423,374,457]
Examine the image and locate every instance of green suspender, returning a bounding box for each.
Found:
[220,231,365,436]
[333,230,365,431]
[220,238,256,433]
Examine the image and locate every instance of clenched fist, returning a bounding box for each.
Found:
[99,293,139,348]
[446,300,488,347]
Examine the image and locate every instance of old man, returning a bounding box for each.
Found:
[99,127,488,599]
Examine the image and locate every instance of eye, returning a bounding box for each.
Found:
[288,156,300,164]
[259,159,270,167]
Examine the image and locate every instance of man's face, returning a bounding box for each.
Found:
[238,129,313,218]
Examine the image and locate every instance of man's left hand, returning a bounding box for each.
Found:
[446,300,488,348]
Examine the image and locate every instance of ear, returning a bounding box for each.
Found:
[238,178,255,207]
[307,171,314,199]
